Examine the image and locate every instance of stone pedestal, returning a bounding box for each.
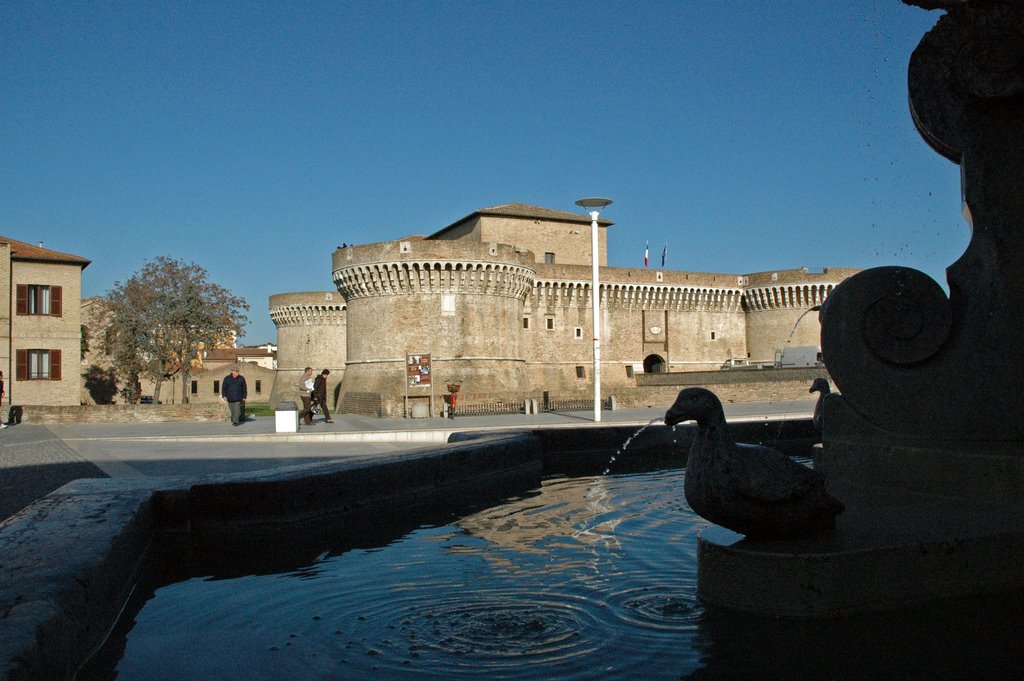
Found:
[699,394,1024,616]
[274,401,298,433]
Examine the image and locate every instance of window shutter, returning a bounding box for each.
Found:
[16,350,27,380]
[50,349,62,380]
[16,285,27,315]
[51,286,63,317]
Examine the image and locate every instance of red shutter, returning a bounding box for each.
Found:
[51,286,63,317]
[16,285,27,315]
[16,350,27,380]
[50,349,62,380]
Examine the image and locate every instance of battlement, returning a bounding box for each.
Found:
[332,240,537,301]
[268,292,346,327]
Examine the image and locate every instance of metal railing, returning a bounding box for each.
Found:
[449,398,526,417]
[542,396,612,413]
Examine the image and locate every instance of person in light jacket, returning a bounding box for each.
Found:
[297,366,315,426]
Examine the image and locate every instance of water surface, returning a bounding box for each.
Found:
[80,467,1024,680]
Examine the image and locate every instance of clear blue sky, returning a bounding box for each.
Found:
[2,1,968,344]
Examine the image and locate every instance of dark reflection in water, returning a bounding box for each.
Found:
[79,466,1024,681]
[688,591,1024,681]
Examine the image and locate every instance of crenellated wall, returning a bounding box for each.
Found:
[523,266,751,391]
[741,269,859,363]
[268,291,347,407]
[270,208,859,416]
[332,240,537,415]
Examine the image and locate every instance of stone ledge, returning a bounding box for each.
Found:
[696,507,1024,618]
[0,479,169,681]
[17,403,229,424]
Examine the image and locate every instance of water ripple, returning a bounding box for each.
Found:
[87,467,707,681]
[605,582,702,631]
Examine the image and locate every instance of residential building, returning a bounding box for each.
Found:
[0,237,90,408]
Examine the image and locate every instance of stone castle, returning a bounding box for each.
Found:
[269,203,857,416]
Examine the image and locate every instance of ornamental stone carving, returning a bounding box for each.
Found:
[821,1,1024,441]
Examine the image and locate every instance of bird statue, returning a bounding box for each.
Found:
[665,387,844,540]
[809,377,831,434]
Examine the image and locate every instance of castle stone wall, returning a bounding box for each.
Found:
[268,291,346,406]
[741,268,857,362]
[333,240,536,415]
[476,215,605,267]
[431,212,607,267]
[271,208,859,417]
[522,265,751,394]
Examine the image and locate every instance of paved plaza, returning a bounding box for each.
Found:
[0,399,816,522]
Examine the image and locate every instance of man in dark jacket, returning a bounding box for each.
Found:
[313,369,334,424]
[222,366,248,426]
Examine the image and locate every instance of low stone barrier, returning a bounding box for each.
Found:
[16,403,229,424]
[340,391,383,417]
[625,367,831,407]
[337,369,831,419]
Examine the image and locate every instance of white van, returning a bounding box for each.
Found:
[774,346,824,368]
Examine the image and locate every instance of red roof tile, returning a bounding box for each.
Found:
[0,236,91,268]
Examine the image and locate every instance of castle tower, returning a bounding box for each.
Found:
[333,238,536,416]
[741,269,858,363]
[268,291,346,406]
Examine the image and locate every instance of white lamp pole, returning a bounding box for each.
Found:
[575,197,613,422]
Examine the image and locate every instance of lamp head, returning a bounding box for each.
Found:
[575,197,613,211]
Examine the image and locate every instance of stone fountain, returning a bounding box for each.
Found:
[2,7,1021,680]
[698,0,1024,617]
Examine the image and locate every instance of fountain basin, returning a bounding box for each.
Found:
[0,419,815,681]
[12,415,1023,679]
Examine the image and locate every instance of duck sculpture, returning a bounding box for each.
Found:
[809,377,831,434]
[665,387,844,540]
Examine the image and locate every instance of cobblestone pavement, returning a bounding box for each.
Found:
[0,425,107,521]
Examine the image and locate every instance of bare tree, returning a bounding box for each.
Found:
[105,257,250,404]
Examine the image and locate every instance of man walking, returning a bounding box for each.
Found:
[298,366,315,426]
[222,366,248,426]
[313,369,334,424]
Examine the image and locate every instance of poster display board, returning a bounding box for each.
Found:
[405,354,433,417]
[407,354,431,387]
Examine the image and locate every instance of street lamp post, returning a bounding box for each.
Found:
[575,197,613,422]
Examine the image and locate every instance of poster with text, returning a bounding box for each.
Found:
[407,354,431,388]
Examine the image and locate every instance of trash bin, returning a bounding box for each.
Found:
[8,405,22,425]
[275,401,298,433]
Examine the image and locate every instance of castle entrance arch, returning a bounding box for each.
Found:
[643,354,666,374]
